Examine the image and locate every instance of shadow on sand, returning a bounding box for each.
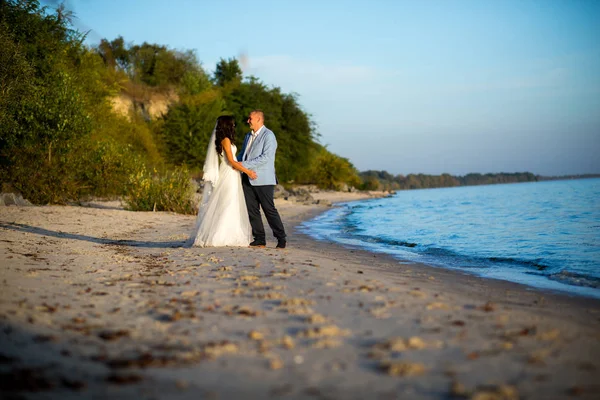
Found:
[0,222,186,249]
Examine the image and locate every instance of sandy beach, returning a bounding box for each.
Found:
[1,193,599,400]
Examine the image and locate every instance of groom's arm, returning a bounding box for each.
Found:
[241,132,277,170]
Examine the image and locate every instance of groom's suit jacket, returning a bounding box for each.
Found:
[238,126,278,186]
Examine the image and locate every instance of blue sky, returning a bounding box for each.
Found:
[47,0,600,176]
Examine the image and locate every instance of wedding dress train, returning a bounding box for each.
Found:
[190,143,251,247]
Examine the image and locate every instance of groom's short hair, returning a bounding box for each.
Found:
[251,109,264,121]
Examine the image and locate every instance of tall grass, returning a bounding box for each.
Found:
[124,165,197,214]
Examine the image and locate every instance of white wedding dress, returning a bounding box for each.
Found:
[189,143,252,247]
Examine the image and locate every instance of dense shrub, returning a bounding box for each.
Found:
[299,146,361,190]
[6,143,81,204]
[124,165,196,214]
[75,139,143,198]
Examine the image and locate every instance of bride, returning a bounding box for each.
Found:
[189,116,256,247]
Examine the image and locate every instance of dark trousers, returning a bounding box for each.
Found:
[242,174,286,242]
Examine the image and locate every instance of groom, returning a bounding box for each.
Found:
[238,110,287,249]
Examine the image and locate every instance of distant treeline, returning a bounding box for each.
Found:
[358,171,599,191]
[537,174,600,181]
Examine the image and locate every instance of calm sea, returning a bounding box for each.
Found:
[300,179,600,299]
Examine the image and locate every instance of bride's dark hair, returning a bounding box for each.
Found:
[215,115,236,156]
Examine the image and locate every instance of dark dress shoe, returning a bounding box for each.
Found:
[249,240,266,247]
[276,240,286,249]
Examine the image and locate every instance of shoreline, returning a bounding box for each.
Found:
[287,196,600,324]
[297,203,600,303]
[1,197,599,399]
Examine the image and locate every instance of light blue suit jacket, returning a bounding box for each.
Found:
[238,126,278,186]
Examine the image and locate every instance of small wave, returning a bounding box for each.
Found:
[489,256,550,271]
[348,204,366,209]
[339,222,362,234]
[547,270,600,289]
[348,204,384,212]
[350,234,418,248]
[352,238,561,275]
[453,264,488,269]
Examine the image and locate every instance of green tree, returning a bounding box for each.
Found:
[300,146,361,190]
[276,93,315,181]
[113,42,199,88]
[97,36,130,71]
[214,57,242,87]
[0,1,96,201]
[0,22,35,165]
[0,0,145,202]
[220,73,317,183]
[180,68,211,96]
[0,0,72,77]
[361,176,381,191]
[158,89,224,169]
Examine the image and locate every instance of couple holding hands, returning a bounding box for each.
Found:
[190,110,286,249]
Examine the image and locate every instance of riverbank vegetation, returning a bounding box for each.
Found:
[0,0,359,211]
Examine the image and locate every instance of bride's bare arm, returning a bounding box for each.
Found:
[221,138,257,179]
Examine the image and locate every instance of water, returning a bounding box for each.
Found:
[300,179,600,299]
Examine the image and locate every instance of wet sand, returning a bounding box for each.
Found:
[1,194,599,399]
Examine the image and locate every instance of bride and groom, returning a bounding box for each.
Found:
[190,110,287,249]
